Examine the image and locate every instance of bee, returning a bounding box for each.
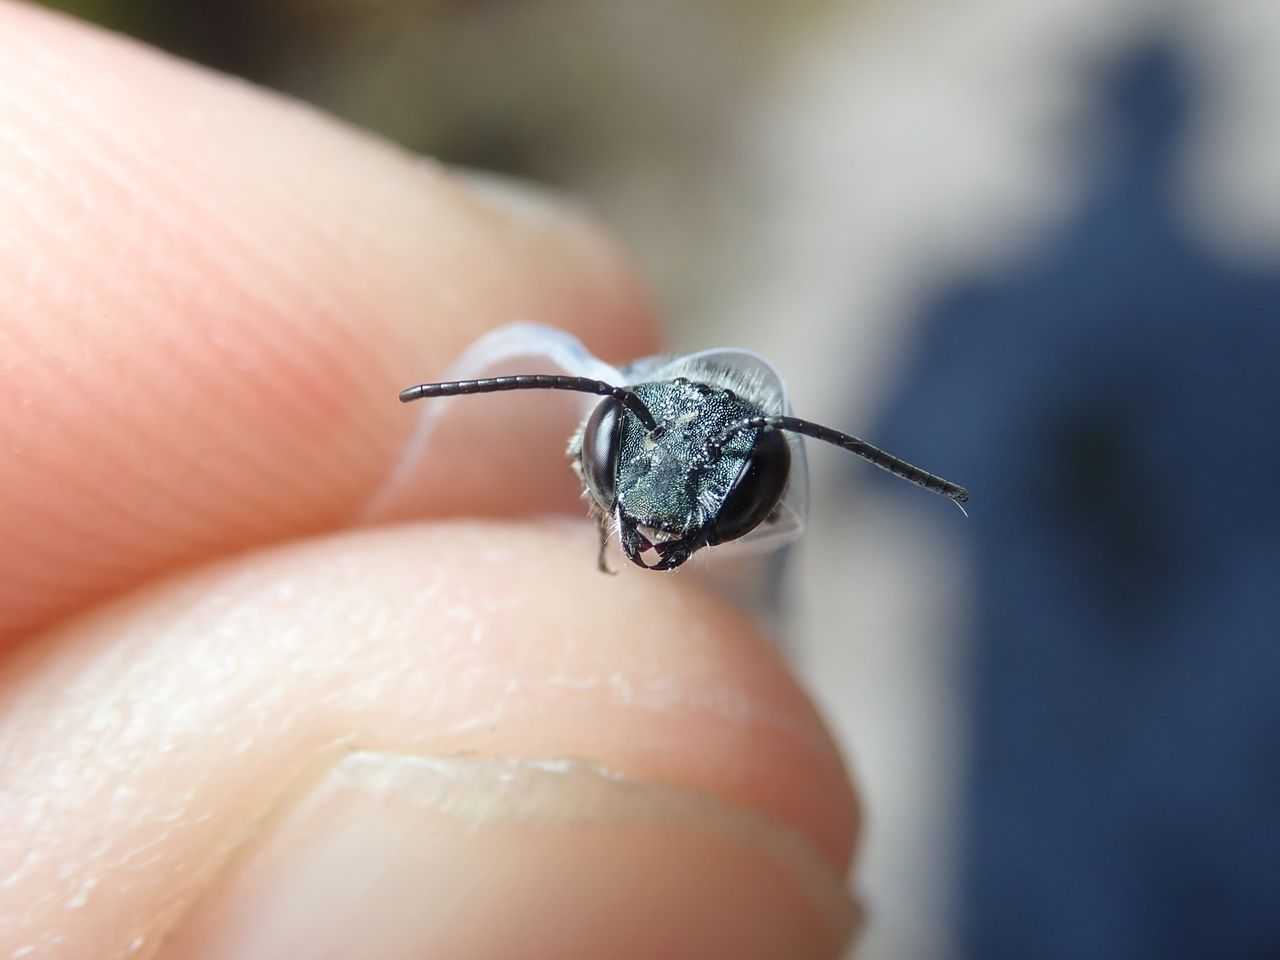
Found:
[401,324,968,572]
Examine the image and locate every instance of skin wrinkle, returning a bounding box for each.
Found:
[431,673,822,759]
[183,757,860,957]
[133,744,356,960]
[130,188,385,490]
[0,202,341,573]
[12,119,616,491]
[0,98,78,216]
[2,378,259,595]
[15,212,634,542]
[0,523,853,959]
[537,669,834,758]
[146,751,857,960]
[17,37,420,422]
[0,79,383,517]
[35,742,687,957]
[0,23,652,637]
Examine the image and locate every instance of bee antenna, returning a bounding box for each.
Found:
[399,374,659,431]
[706,415,970,507]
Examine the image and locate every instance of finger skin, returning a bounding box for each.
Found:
[0,6,862,958]
[0,522,859,959]
[0,1,657,641]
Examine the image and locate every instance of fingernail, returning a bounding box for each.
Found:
[158,753,860,960]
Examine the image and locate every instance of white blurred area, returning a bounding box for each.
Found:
[728,3,1280,958]
[268,0,1280,955]
[718,3,1280,958]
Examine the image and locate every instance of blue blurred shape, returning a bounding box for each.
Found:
[874,40,1280,960]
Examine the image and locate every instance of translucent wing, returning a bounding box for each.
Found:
[367,323,622,519]
[415,319,620,435]
[448,322,625,384]
[622,347,810,555]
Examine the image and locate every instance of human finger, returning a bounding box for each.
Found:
[0,521,861,959]
[0,1,656,642]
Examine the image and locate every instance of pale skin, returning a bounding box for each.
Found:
[0,3,861,958]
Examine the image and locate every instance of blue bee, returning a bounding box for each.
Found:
[400,324,968,571]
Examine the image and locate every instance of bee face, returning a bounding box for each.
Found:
[577,378,791,570]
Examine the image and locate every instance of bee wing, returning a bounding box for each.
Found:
[370,324,622,519]
[626,347,810,554]
[415,320,625,441]
[445,322,625,384]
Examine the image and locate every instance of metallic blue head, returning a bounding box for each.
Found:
[578,377,791,570]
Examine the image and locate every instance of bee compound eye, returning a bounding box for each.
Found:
[707,428,791,545]
[581,396,624,506]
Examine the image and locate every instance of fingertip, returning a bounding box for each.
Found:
[0,1,659,639]
[0,522,858,958]
[159,754,859,960]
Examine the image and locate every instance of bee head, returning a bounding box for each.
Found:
[578,378,791,570]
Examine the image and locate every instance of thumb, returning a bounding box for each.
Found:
[2,524,860,960]
[163,754,853,960]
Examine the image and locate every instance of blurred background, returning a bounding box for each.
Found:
[37,1,1280,957]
